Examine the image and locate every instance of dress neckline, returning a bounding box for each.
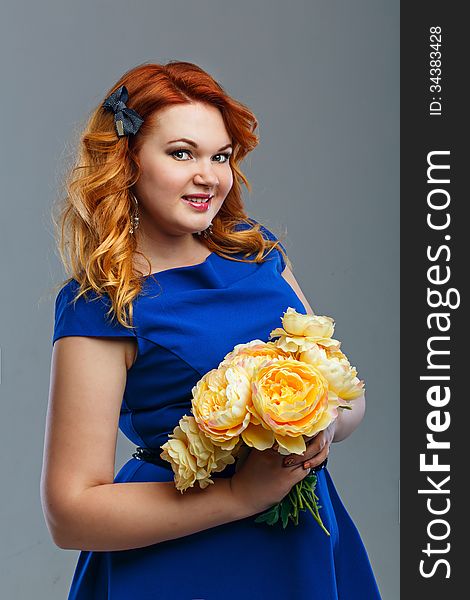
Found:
[140,251,215,279]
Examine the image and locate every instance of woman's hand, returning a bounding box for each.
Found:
[282,420,337,470]
[280,392,367,469]
[230,447,313,515]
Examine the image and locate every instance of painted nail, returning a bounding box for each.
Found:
[303,462,311,469]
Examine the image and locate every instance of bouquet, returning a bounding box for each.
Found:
[160,307,364,535]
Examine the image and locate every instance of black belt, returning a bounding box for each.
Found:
[132,445,327,473]
[312,457,328,472]
[132,446,172,470]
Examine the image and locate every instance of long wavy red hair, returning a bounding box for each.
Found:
[53,60,290,329]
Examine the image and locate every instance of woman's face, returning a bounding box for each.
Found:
[133,102,233,238]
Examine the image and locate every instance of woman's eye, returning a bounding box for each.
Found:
[171,149,192,160]
[170,149,232,163]
[214,153,232,163]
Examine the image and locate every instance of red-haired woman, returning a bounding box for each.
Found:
[41,61,381,599]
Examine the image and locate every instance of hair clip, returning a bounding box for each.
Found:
[102,85,144,137]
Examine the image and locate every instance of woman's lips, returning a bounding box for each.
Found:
[183,194,213,200]
[181,196,211,211]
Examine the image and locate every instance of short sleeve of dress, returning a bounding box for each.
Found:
[52,279,136,345]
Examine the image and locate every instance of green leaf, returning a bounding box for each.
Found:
[255,503,280,526]
[266,505,280,525]
[288,488,298,511]
[254,513,272,524]
[255,504,277,523]
[280,500,291,528]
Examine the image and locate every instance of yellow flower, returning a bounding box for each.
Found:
[269,307,340,353]
[180,415,238,473]
[246,358,339,455]
[191,362,253,450]
[160,427,203,492]
[160,416,237,492]
[221,339,291,378]
[300,346,365,401]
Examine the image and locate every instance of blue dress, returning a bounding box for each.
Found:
[53,219,382,600]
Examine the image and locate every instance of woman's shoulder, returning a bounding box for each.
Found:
[234,216,278,235]
[235,216,286,244]
[234,216,288,272]
[54,278,111,314]
[53,279,136,345]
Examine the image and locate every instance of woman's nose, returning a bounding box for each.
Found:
[193,161,219,187]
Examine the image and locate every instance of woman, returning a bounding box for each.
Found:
[41,61,381,599]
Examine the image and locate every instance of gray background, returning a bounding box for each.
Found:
[0,1,399,598]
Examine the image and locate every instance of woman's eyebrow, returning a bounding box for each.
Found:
[166,138,233,152]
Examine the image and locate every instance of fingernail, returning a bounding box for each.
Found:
[303,462,311,469]
[284,458,295,466]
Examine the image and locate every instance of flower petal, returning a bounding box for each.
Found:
[274,433,307,455]
[241,423,275,450]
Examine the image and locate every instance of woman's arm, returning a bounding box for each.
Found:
[333,392,366,442]
[40,336,251,552]
[280,265,367,464]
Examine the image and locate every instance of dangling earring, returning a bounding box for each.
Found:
[129,191,140,234]
[203,223,213,239]
[197,222,213,239]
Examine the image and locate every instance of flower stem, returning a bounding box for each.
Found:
[254,474,330,534]
[303,494,330,536]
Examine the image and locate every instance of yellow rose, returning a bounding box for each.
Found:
[191,362,253,451]
[269,307,340,353]
[300,346,365,401]
[221,339,290,378]
[160,428,202,492]
[245,358,339,455]
[325,347,349,362]
[180,415,238,473]
[160,416,237,491]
